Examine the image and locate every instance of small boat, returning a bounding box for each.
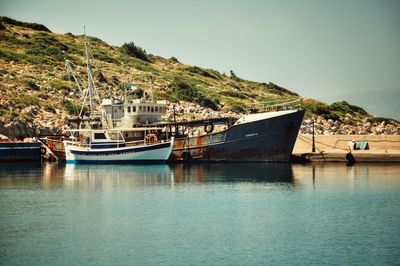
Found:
[45,135,67,160]
[64,129,174,163]
[0,138,42,161]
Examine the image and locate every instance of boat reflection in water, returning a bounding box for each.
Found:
[0,162,293,189]
[63,164,174,188]
[61,163,294,188]
[170,163,294,184]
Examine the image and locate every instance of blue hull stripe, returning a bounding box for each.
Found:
[70,142,171,156]
[66,160,167,164]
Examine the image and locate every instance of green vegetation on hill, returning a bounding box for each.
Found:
[0,16,50,32]
[120,42,150,62]
[0,16,393,131]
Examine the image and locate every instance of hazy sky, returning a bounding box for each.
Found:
[1,0,399,100]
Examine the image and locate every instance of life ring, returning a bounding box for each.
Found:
[204,123,214,134]
[145,134,158,145]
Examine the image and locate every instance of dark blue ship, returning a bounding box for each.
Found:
[0,141,42,161]
[167,109,305,162]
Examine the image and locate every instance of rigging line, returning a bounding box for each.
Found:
[298,134,348,151]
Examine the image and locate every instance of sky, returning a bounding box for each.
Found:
[1,0,400,101]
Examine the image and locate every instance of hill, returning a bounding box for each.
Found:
[0,17,398,138]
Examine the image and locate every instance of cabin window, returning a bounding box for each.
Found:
[94,133,107,139]
[127,106,131,113]
[132,106,136,112]
[151,107,154,112]
[155,107,158,112]
[147,106,150,112]
[109,133,121,140]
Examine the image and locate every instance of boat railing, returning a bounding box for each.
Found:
[64,138,168,149]
[248,98,302,112]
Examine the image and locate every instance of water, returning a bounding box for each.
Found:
[0,162,399,265]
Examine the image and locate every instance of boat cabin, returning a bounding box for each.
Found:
[101,93,167,129]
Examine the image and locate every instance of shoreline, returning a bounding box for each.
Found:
[292,134,400,163]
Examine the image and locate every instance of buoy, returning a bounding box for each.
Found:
[41,146,46,155]
[346,152,356,165]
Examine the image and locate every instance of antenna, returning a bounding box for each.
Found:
[150,75,154,102]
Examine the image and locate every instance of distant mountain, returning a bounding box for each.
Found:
[322,88,400,121]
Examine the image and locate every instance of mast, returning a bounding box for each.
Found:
[79,26,102,120]
[84,26,95,118]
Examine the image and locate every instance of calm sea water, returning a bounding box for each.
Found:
[0,162,399,265]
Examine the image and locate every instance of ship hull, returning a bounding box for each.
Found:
[0,142,42,161]
[171,110,305,162]
[64,140,173,163]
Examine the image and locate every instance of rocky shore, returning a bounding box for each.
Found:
[0,100,399,139]
[300,116,400,135]
[167,101,400,136]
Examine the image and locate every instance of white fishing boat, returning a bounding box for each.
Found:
[59,29,174,163]
[64,129,173,163]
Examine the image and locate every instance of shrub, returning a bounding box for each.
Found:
[230,70,242,82]
[15,95,40,108]
[24,79,40,90]
[92,49,117,63]
[26,44,65,62]
[0,47,25,62]
[187,66,222,80]
[120,42,150,62]
[168,77,219,110]
[26,55,48,65]
[170,56,179,62]
[330,101,368,116]
[0,34,27,45]
[368,116,398,124]
[265,82,298,96]
[31,32,59,45]
[64,100,84,116]
[222,90,245,99]
[229,103,246,113]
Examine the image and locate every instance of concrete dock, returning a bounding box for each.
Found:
[292,135,400,163]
